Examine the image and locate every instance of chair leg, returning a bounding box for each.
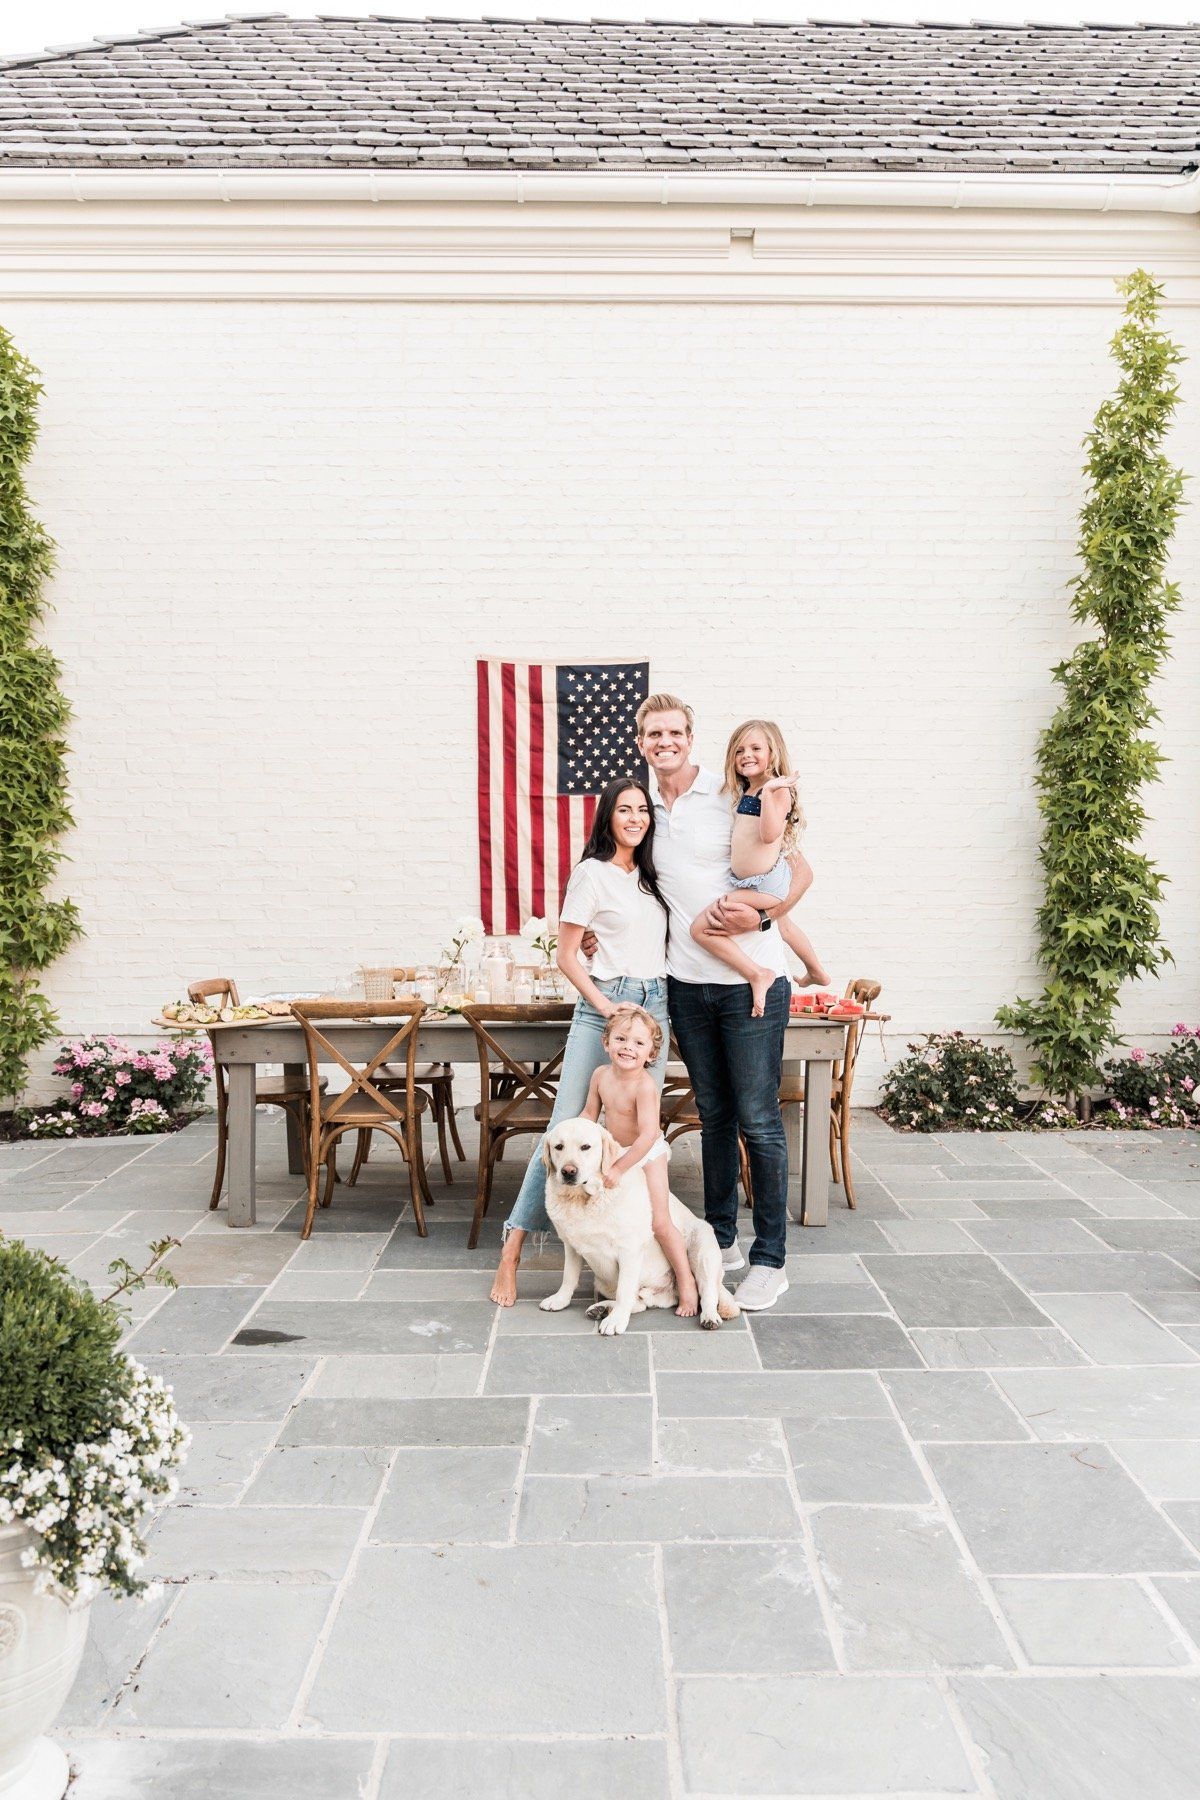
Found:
[348,1128,371,1187]
[468,1131,496,1249]
[300,1136,326,1240]
[829,1118,842,1187]
[447,1099,466,1162]
[838,1109,857,1210]
[434,1088,454,1185]
[406,1112,428,1237]
[208,1083,228,1210]
[320,1140,338,1205]
[738,1134,754,1207]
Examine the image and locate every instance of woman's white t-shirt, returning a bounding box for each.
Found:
[559,858,668,982]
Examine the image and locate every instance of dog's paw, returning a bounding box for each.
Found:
[539,1294,571,1313]
[596,1313,626,1336]
[586,1301,612,1320]
[699,1314,721,1331]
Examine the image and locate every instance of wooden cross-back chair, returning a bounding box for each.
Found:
[347,966,466,1187]
[291,999,431,1240]
[188,976,327,1212]
[660,1035,753,1203]
[775,978,887,1211]
[461,1002,575,1248]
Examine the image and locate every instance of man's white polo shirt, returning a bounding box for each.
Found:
[649,764,790,986]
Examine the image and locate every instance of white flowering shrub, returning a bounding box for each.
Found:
[0,1238,189,1602]
[2,1363,188,1601]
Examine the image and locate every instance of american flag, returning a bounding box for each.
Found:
[477,659,650,933]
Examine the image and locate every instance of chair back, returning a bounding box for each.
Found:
[188,978,240,1101]
[291,998,427,1127]
[461,1002,575,1135]
[837,978,883,1105]
[188,976,240,1009]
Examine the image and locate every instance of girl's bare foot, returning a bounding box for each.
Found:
[675,1276,699,1318]
[798,961,831,989]
[490,1252,520,1307]
[749,966,774,1017]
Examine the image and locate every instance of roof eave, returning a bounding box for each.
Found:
[0,166,1198,212]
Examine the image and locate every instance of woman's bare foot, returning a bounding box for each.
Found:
[749,966,774,1017]
[490,1249,520,1307]
[675,1276,699,1318]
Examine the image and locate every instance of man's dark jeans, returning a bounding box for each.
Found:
[668,974,790,1269]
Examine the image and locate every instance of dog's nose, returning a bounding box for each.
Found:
[560,1164,578,1180]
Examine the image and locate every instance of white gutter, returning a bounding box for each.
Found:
[0,167,1198,212]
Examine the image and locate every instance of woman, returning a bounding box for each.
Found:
[489,777,670,1306]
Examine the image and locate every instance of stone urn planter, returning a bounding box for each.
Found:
[0,1522,89,1800]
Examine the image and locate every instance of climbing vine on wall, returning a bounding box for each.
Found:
[0,325,81,1101]
[997,271,1186,1107]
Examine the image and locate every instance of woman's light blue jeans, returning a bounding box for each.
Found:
[503,976,670,1237]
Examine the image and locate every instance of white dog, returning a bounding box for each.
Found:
[540,1116,740,1335]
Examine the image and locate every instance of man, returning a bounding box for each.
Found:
[633,692,810,1310]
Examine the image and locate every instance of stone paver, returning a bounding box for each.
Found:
[1,1113,1194,1796]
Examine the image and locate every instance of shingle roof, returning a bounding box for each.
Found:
[0,15,1198,174]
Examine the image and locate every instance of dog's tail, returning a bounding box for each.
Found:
[716,1286,740,1321]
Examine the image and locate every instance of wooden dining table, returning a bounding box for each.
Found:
[211,1013,850,1231]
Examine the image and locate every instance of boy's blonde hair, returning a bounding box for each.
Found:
[722,718,806,849]
[601,1003,664,1063]
[635,692,694,738]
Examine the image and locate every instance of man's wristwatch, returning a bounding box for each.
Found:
[758,915,773,932]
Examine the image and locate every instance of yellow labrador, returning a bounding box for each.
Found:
[540,1116,740,1335]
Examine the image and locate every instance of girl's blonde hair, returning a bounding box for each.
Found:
[722,719,806,851]
[601,1003,664,1063]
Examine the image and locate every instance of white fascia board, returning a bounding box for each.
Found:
[0,167,1199,213]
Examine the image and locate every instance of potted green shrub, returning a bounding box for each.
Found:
[0,1239,188,1798]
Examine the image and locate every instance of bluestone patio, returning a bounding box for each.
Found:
[6,1112,1200,1799]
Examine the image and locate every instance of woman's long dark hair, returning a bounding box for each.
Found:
[580,778,671,927]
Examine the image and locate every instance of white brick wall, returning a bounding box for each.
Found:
[8,289,1200,1102]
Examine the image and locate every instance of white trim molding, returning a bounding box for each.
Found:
[0,168,1197,303]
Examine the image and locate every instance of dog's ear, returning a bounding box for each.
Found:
[600,1129,623,1178]
[541,1137,555,1173]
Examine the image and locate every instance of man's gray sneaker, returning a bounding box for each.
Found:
[733,1266,789,1311]
[721,1242,746,1274]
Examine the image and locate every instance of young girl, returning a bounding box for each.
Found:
[691,718,829,1017]
[581,1003,698,1317]
[489,778,672,1308]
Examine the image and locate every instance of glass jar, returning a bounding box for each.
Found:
[413,965,437,1005]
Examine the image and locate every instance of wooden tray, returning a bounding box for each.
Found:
[151,1012,291,1031]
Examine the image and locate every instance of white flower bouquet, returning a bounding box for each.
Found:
[442,914,485,968]
[520,916,558,965]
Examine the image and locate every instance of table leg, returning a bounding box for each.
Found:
[784,1070,806,1225]
[283,1064,306,1175]
[226,1063,257,1228]
[800,1056,833,1227]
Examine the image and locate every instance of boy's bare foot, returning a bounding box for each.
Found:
[798,961,831,989]
[490,1252,520,1307]
[675,1277,699,1318]
[749,966,774,1017]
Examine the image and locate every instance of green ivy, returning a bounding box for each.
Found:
[0,325,81,1101]
[997,271,1186,1104]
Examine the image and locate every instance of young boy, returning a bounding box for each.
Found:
[581,1004,698,1317]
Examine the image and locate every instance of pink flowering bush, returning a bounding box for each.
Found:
[22,1035,212,1138]
[1103,1026,1200,1129]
